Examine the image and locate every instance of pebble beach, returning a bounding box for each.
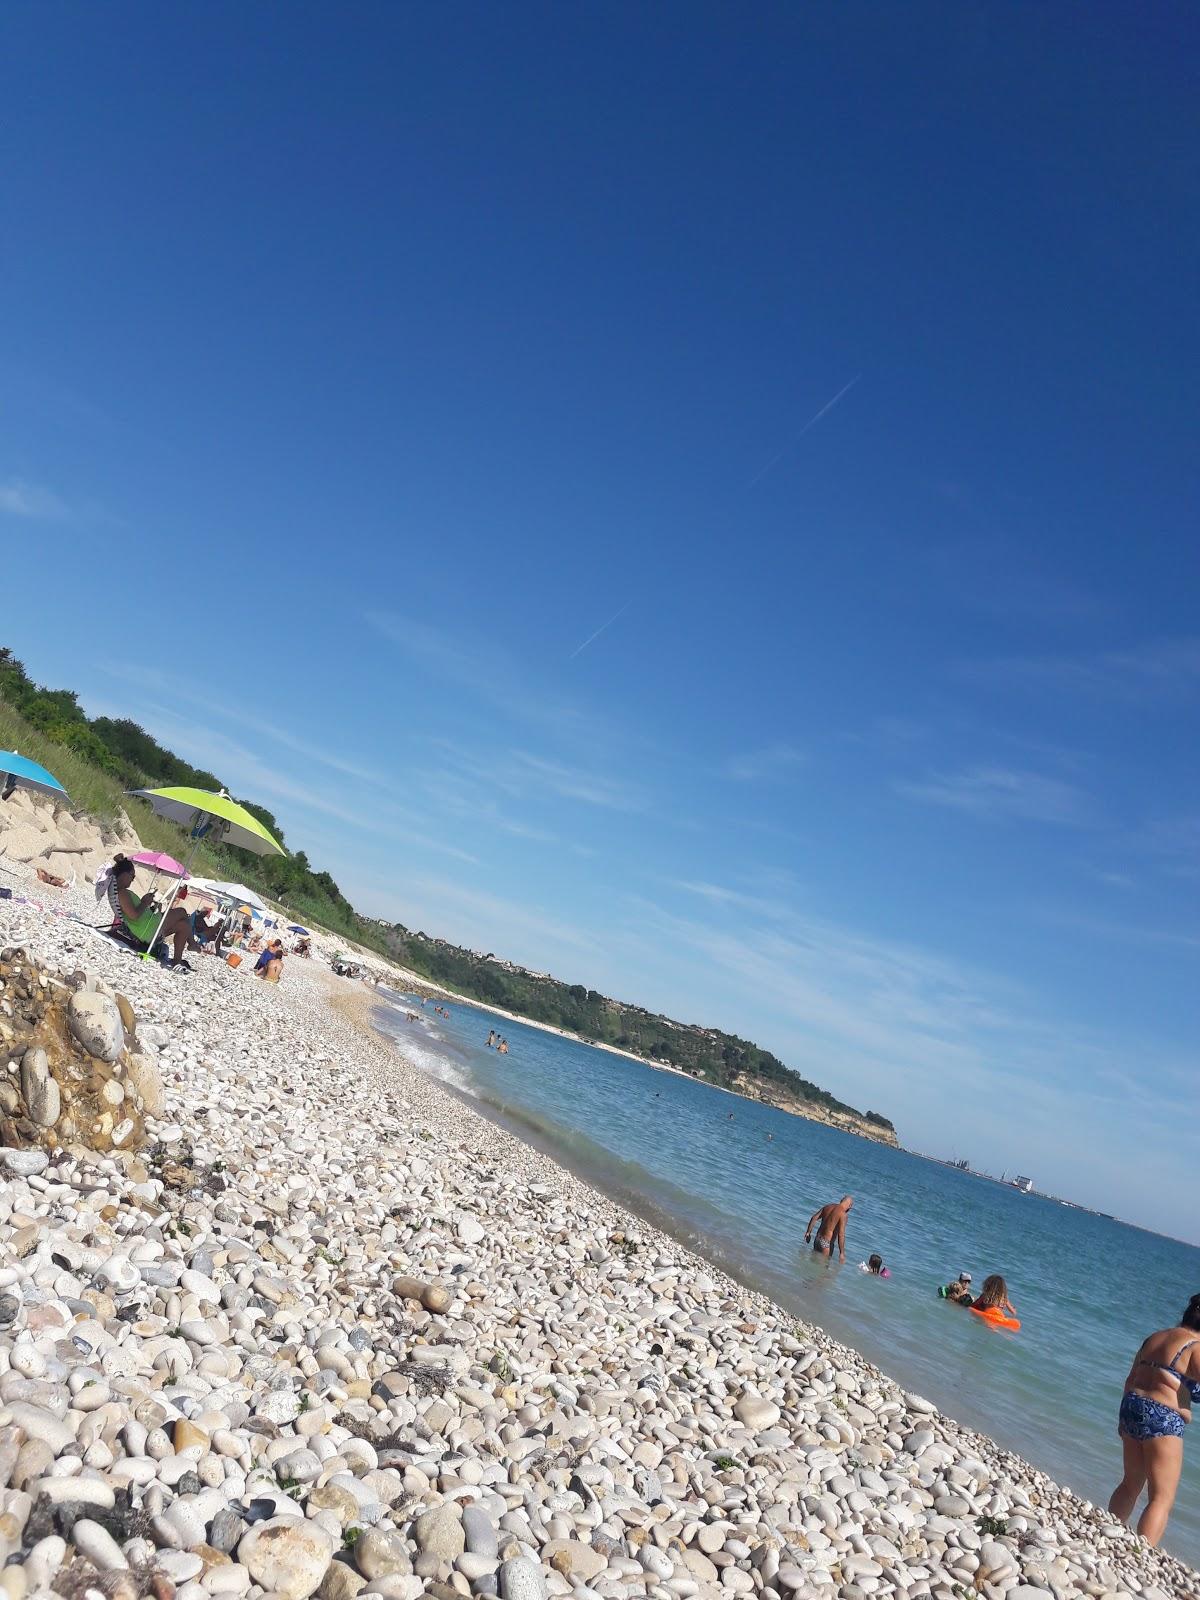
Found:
[0,891,1196,1600]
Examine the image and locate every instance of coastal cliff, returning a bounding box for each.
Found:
[728,1071,901,1145]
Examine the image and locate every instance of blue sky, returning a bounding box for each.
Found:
[3,6,1197,1237]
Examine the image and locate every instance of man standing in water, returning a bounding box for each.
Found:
[804,1195,853,1262]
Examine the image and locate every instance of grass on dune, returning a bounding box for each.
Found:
[1,701,132,824]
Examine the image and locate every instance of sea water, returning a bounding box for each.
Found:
[372,992,1200,1568]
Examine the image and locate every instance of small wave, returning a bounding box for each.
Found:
[397,1036,477,1096]
[370,1007,478,1096]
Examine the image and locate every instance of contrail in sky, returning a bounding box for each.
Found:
[748,373,862,487]
[569,597,632,660]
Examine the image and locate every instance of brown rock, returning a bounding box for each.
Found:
[424,1584,460,1600]
[421,1285,453,1314]
[149,1572,175,1600]
[306,1484,361,1528]
[174,1418,210,1453]
[391,1275,427,1302]
[320,1564,367,1600]
[80,1288,116,1321]
[193,1546,230,1574]
[10,1226,40,1258]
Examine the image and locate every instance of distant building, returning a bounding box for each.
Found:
[1013,1175,1034,1193]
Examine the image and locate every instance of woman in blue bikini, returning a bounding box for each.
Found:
[1109,1292,1200,1546]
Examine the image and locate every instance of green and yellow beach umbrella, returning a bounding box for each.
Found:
[130,786,285,856]
[127,786,284,957]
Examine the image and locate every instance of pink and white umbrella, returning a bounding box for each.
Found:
[129,850,188,878]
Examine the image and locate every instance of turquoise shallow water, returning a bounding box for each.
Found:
[373,991,1200,1569]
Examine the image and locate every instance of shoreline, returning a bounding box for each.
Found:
[375,977,897,1148]
[0,894,1195,1597]
[348,978,1195,1585]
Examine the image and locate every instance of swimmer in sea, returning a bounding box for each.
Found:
[804,1195,853,1263]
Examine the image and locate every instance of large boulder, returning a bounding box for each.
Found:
[0,825,48,864]
[20,1048,60,1127]
[67,991,124,1063]
[0,790,142,884]
[0,952,149,1157]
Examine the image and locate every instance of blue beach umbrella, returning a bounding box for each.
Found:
[0,751,69,801]
[288,924,310,935]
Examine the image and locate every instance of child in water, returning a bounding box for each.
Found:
[860,1253,890,1277]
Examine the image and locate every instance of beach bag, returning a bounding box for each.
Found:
[226,953,242,968]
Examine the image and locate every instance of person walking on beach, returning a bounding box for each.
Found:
[1108,1293,1200,1547]
[804,1195,853,1262]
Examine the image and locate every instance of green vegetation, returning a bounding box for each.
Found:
[1,647,895,1135]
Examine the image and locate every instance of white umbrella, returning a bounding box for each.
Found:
[188,877,270,912]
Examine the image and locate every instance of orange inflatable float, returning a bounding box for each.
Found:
[971,1305,1020,1331]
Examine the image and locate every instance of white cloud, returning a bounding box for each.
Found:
[510,751,645,812]
[365,612,601,744]
[668,879,792,920]
[968,637,1200,702]
[95,664,386,787]
[896,765,1093,825]
[352,871,601,970]
[1031,903,1200,953]
[0,479,68,519]
[1134,813,1200,881]
[725,743,806,783]
[417,740,646,828]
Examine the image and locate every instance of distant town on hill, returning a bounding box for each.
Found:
[0,647,897,1144]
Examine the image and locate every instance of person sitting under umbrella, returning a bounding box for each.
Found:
[254,938,284,983]
[106,855,193,966]
[189,903,225,955]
